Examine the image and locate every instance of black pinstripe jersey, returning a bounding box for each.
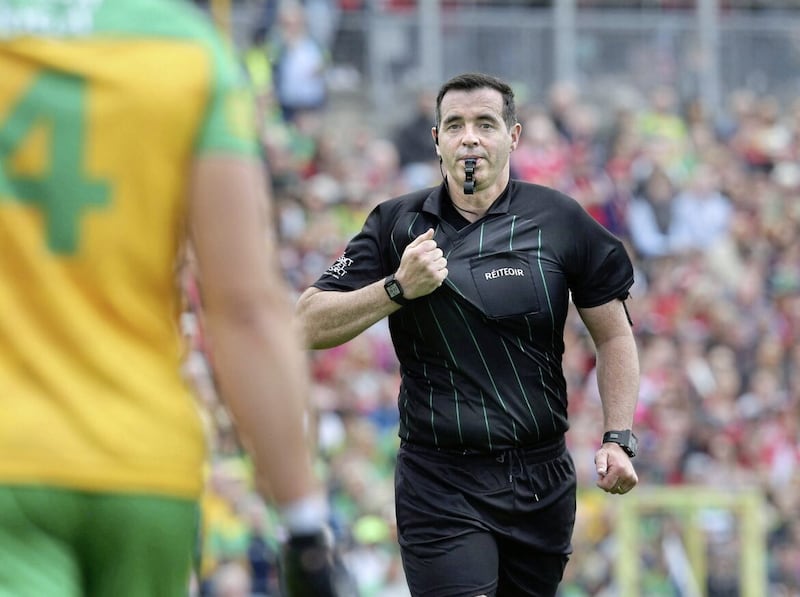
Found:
[313,180,634,452]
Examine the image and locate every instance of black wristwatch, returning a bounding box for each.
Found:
[384,274,410,306]
[602,429,638,458]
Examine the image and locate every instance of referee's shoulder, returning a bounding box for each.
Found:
[374,186,437,214]
[511,179,583,212]
[512,179,567,200]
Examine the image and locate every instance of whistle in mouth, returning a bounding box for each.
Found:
[464,158,476,194]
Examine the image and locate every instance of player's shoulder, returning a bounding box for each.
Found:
[94,0,219,41]
[0,0,226,55]
[0,0,223,41]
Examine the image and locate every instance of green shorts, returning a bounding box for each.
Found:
[0,485,199,597]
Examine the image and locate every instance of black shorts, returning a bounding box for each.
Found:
[395,438,576,597]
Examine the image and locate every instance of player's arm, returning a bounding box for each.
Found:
[188,154,319,506]
[577,299,640,494]
[189,154,356,596]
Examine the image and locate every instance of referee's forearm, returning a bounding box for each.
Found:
[296,283,399,349]
[594,334,640,430]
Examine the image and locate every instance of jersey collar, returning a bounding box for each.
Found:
[421,181,514,219]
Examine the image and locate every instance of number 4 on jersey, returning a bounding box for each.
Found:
[0,71,111,254]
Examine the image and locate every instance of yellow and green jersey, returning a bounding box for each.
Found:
[0,0,259,498]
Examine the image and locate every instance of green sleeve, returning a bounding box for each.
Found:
[195,39,260,157]
[92,0,261,157]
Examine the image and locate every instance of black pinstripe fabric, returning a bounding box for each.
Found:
[314,180,634,452]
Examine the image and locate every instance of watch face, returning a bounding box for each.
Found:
[386,282,401,298]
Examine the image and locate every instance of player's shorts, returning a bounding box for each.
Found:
[395,437,576,597]
[0,484,198,597]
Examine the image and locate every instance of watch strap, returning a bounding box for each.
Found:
[384,274,410,306]
[602,429,637,458]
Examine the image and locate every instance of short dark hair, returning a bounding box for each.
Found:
[434,72,517,131]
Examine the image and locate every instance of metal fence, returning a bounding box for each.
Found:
[229,1,800,126]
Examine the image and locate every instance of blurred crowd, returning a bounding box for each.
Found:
[185,1,800,595]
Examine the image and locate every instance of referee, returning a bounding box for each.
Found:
[296,72,640,597]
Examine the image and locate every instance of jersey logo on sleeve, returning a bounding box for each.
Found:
[325,253,353,279]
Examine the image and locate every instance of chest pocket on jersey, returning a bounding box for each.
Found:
[470,251,542,318]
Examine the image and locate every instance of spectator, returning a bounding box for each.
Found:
[392,87,437,168]
[627,165,680,260]
[511,109,571,187]
[271,1,329,125]
[670,162,733,253]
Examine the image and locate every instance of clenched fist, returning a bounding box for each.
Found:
[394,228,448,299]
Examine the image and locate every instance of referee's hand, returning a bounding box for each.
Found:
[279,527,358,597]
[396,228,448,299]
[595,444,638,495]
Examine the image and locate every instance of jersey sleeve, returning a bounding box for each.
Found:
[565,198,635,308]
[313,206,387,292]
[194,39,260,157]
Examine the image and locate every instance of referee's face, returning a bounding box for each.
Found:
[434,88,521,198]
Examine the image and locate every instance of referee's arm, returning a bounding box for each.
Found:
[578,298,640,494]
[296,284,400,350]
[297,228,447,349]
[577,298,640,432]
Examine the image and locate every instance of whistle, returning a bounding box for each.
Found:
[464,158,476,194]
